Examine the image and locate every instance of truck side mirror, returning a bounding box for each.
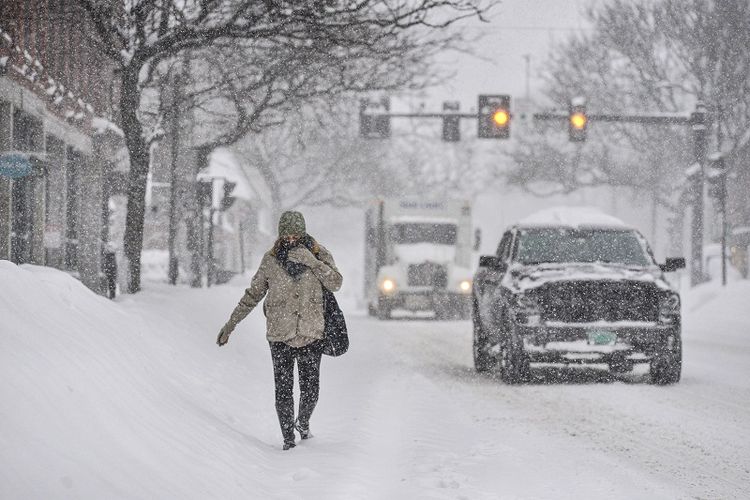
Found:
[479,255,507,272]
[660,257,686,272]
[474,228,482,252]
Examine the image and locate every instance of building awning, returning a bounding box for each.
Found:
[0,152,48,179]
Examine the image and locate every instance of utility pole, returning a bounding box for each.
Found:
[717,105,727,287]
[721,174,727,286]
[708,153,728,286]
[523,54,531,101]
[206,204,215,287]
[690,102,708,286]
[166,67,183,286]
[238,220,246,274]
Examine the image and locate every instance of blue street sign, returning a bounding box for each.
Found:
[0,152,33,178]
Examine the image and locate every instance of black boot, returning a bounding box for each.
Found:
[295,419,313,440]
[282,439,296,451]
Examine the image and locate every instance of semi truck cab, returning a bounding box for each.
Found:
[365,199,477,320]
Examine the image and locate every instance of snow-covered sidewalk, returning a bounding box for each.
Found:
[1,261,749,499]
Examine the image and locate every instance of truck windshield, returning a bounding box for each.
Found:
[515,228,652,266]
[390,223,457,245]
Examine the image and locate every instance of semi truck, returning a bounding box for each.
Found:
[364,199,478,320]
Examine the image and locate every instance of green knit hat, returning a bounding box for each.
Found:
[278,211,306,237]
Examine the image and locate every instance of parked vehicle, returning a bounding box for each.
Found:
[472,207,685,384]
[365,199,478,320]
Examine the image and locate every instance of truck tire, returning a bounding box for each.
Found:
[650,333,682,385]
[499,323,530,384]
[472,303,493,372]
[376,298,391,321]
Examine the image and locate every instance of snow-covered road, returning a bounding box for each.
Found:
[1,262,749,499]
[353,311,750,499]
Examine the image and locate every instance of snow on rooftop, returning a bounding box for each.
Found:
[517,206,632,230]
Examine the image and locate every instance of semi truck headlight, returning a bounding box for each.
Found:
[658,293,680,324]
[381,279,396,293]
[459,280,471,292]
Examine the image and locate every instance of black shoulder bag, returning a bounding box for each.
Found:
[322,288,348,356]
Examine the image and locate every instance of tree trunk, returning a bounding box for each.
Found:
[256,159,283,220]
[120,67,150,293]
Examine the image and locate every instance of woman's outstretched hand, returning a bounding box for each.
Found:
[216,325,232,346]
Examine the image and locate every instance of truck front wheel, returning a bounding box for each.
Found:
[472,303,493,372]
[650,333,682,385]
[499,322,530,384]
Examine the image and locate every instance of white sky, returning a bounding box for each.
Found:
[398,0,594,112]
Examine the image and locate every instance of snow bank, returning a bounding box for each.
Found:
[0,261,272,499]
[2,256,748,499]
[518,206,631,229]
[683,278,750,355]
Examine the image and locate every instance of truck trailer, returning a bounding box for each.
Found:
[364,199,478,320]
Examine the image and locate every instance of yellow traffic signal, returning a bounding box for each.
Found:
[568,103,587,142]
[570,112,587,130]
[493,109,510,127]
[478,95,511,139]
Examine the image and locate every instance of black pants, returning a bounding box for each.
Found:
[269,341,323,442]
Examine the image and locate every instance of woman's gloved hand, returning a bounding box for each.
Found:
[216,324,233,346]
[287,246,318,267]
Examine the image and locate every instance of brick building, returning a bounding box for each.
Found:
[0,0,127,294]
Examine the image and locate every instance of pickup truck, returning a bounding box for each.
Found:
[472,208,685,384]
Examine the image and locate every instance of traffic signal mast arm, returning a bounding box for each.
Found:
[533,111,691,125]
[364,111,691,122]
[365,111,480,119]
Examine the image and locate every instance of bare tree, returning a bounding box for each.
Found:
[384,116,501,199]
[236,96,502,217]
[507,0,750,248]
[75,0,495,292]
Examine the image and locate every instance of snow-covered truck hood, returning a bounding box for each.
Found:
[510,262,674,292]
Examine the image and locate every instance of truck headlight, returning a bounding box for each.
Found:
[459,280,471,293]
[381,278,396,293]
[515,294,541,326]
[658,293,680,324]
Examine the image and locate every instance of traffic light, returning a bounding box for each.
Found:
[360,97,391,139]
[568,102,588,142]
[478,95,510,139]
[221,181,237,211]
[442,101,460,142]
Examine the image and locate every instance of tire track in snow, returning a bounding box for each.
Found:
[370,316,750,498]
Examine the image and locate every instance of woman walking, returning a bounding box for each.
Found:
[216,211,342,450]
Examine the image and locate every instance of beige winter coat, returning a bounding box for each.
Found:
[224,244,342,343]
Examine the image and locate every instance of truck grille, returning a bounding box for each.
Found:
[407,262,447,288]
[535,281,659,322]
